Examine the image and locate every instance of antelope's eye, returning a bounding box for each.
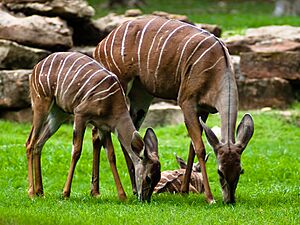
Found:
[146,176,152,185]
[240,168,244,174]
[217,169,224,178]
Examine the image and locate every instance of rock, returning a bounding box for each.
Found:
[237,77,294,109]
[93,10,220,38]
[151,11,192,24]
[0,69,31,109]
[224,25,300,55]
[2,0,95,20]
[124,9,143,17]
[0,9,73,50]
[142,102,184,128]
[195,23,222,37]
[0,107,32,123]
[68,46,95,58]
[240,51,300,80]
[0,39,50,69]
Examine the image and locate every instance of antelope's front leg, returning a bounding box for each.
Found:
[180,102,214,203]
[105,134,127,201]
[63,116,86,198]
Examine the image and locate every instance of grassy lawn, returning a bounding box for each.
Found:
[0,108,299,224]
[87,0,300,34]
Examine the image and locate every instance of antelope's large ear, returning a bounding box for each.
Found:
[175,155,187,169]
[144,128,159,160]
[131,131,144,159]
[199,117,221,154]
[236,113,254,153]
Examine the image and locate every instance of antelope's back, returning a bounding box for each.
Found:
[94,16,230,99]
[30,52,124,113]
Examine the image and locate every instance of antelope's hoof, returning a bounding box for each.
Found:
[90,190,100,198]
[28,189,35,198]
[118,193,127,201]
[208,199,216,205]
[63,190,70,199]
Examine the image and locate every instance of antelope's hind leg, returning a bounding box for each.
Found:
[33,104,70,196]
[26,98,52,197]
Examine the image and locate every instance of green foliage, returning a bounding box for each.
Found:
[0,110,299,224]
[87,0,300,33]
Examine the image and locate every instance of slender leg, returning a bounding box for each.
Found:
[63,115,86,198]
[180,102,214,203]
[181,112,208,194]
[91,127,103,197]
[181,142,195,194]
[34,106,69,195]
[26,98,52,197]
[105,134,127,200]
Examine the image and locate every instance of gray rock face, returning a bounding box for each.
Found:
[0,9,73,50]
[0,39,50,69]
[0,69,31,109]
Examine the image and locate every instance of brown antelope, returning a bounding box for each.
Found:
[25,52,161,201]
[154,154,209,194]
[94,16,254,203]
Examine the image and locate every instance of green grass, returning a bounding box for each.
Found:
[0,109,299,224]
[87,0,300,34]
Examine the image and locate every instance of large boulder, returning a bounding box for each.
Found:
[2,0,95,20]
[0,107,32,123]
[224,25,300,55]
[0,39,50,69]
[0,9,73,50]
[240,51,300,80]
[142,102,184,128]
[0,69,31,109]
[237,77,294,109]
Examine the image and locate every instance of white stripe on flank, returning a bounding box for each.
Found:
[190,41,219,76]
[154,24,187,78]
[186,34,213,66]
[59,55,86,97]
[146,20,171,75]
[175,32,203,79]
[47,53,60,93]
[121,21,132,64]
[103,31,114,71]
[32,67,40,98]
[72,69,104,104]
[39,55,52,96]
[62,61,94,99]
[198,56,224,76]
[92,88,120,102]
[81,75,111,101]
[137,17,157,74]
[110,25,123,75]
[93,81,119,97]
[55,52,76,96]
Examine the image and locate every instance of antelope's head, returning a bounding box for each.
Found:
[200,114,254,204]
[131,128,161,202]
[175,153,210,172]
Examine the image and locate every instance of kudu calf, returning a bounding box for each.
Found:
[154,154,209,194]
[94,16,254,203]
[26,52,160,201]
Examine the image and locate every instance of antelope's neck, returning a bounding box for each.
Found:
[216,68,238,144]
[115,113,140,162]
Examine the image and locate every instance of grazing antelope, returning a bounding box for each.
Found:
[154,154,209,194]
[94,16,254,203]
[25,52,161,201]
